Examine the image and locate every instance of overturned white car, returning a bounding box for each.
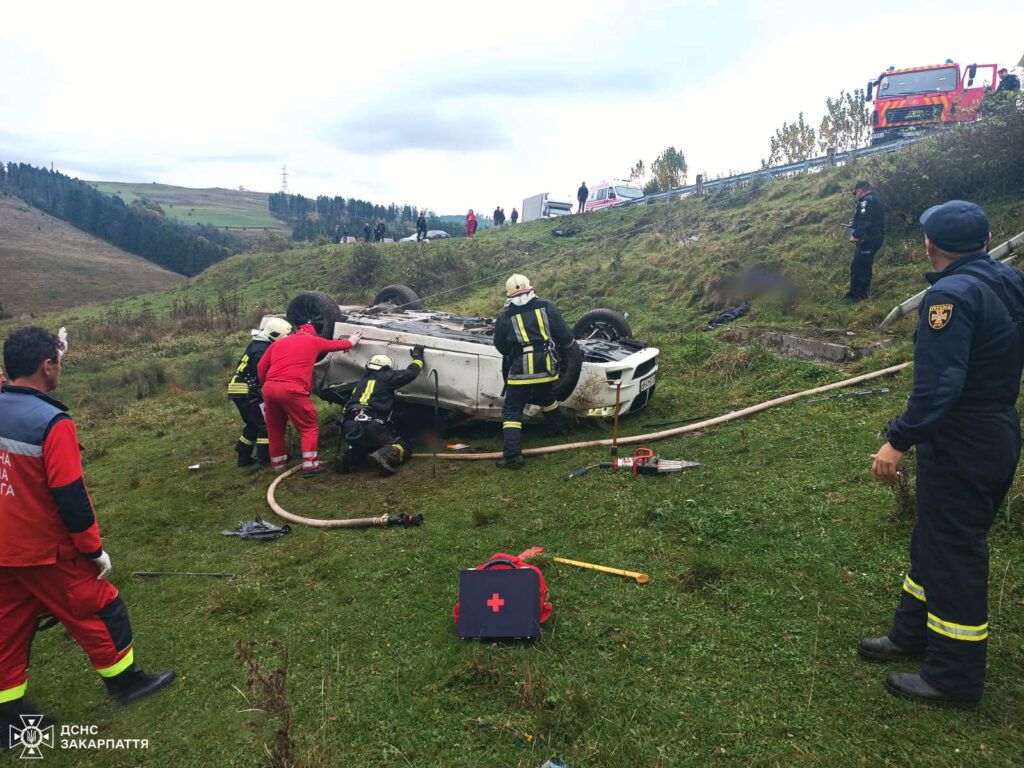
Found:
[269,286,659,422]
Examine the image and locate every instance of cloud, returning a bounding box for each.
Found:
[325,110,509,155]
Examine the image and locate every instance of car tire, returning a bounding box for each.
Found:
[286,291,343,338]
[551,341,584,402]
[373,284,423,311]
[572,309,633,341]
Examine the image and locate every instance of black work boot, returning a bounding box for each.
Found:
[334,452,354,474]
[235,442,255,467]
[103,664,175,706]
[496,455,525,469]
[255,443,271,468]
[884,673,979,708]
[1,698,55,750]
[370,446,403,474]
[858,635,924,662]
[544,408,569,437]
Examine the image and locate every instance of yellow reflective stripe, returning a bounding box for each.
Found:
[256,438,269,445]
[515,314,530,344]
[239,436,255,446]
[0,682,28,703]
[542,401,560,412]
[391,444,406,459]
[411,359,424,368]
[235,354,250,374]
[228,382,251,394]
[927,613,988,641]
[503,422,522,429]
[527,352,535,375]
[902,574,926,602]
[545,353,552,372]
[359,380,376,405]
[535,309,549,341]
[507,374,559,384]
[97,647,134,678]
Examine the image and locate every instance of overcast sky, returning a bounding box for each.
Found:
[2,1,1022,215]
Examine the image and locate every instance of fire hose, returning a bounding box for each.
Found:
[266,361,910,526]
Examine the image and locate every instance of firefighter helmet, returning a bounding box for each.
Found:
[262,317,292,341]
[367,354,393,371]
[505,273,533,297]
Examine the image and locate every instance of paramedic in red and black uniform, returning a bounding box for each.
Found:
[0,327,174,740]
[257,323,363,477]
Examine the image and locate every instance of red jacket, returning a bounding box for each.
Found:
[0,385,103,566]
[257,333,354,392]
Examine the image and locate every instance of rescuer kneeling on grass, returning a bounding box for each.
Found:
[494,274,574,469]
[258,323,363,477]
[862,201,1024,706]
[336,345,425,474]
[0,328,174,741]
[227,317,292,468]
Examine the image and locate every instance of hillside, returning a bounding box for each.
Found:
[2,116,1023,767]
[89,181,285,231]
[0,195,185,317]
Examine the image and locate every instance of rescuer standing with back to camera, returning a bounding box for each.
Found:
[846,180,885,301]
[494,274,575,469]
[862,201,1024,706]
[0,327,174,742]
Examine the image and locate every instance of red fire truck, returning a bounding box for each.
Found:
[866,60,998,144]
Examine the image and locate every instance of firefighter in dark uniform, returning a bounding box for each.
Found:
[227,318,291,468]
[861,201,1024,706]
[337,346,425,474]
[0,328,174,741]
[846,180,885,301]
[494,274,575,469]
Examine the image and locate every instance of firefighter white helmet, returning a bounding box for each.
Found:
[367,354,393,371]
[262,317,292,342]
[505,273,533,297]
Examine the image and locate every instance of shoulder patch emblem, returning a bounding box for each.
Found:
[928,304,953,330]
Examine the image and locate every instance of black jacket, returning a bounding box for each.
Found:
[494,296,574,385]
[888,252,1024,451]
[577,185,589,203]
[996,74,1020,93]
[344,360,424,419]
[228,338,271,399]
[851,192,884,245]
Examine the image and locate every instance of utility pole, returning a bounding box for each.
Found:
[280,164,289,195]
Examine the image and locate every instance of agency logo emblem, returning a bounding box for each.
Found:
[8,714,54,760]
[928,303,953,330]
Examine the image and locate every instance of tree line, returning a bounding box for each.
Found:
[0,162,241,276]
[269,192,460,241]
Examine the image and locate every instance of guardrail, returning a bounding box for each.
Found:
[613,138,920,208]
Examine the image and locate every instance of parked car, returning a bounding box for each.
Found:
[268,286,659,422]
[399,230,452,242]
[584,180,645,212]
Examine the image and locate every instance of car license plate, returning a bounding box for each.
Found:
[639,374,656,392]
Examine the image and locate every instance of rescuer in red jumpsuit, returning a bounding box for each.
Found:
[258,323,363,476]
[0,327,174,742]
[466,209,477,239]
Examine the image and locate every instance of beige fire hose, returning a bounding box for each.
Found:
[267,361,911,526]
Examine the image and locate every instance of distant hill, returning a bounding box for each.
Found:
[0,195,184,317]
[88,181,286,232]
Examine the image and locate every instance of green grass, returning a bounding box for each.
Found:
[5,129,1024,766]
[88,182,286,230]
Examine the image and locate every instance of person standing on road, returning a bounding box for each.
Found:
[493,274,575,469]
[577,182,589,214]
[258,324,363,476]
[846,180,885,301]
[862,201,1024,706]
[416,212,428,241]
[337,346,426,474]
[466,209,477,239]
[0,327,175,739]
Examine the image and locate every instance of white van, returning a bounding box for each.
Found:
[584,180,645,212]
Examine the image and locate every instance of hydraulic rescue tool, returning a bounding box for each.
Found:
[565,447,699,480]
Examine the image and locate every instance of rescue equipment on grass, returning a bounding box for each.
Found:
[565,448,699,480]
[221,514,291,540]
[520,547,650,584]
[453,550,552,639]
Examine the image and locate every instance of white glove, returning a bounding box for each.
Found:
[57,327,69,359]
[348,330,363,345]
[89,550,112,580]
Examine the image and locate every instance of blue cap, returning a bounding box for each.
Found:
[919,200,989,253]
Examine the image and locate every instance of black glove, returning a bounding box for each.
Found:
[411,344,426,361]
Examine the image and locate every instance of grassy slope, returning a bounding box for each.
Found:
[88,182,285,230]
[0,196,185,318]
[4,143,1024,767]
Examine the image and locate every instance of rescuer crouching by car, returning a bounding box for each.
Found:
[336,345,426,474]
[0,327,174,743]
[494,274,574,469]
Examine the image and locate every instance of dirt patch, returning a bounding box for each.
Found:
[723,326,893,364]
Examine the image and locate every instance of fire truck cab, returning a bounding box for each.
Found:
[867,60,998,145]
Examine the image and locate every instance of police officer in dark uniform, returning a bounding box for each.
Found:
[227,318,291,468]
[861,201,1024,706]
[846,180,885,301]
[494,274,575,469]
[337,346,425,474]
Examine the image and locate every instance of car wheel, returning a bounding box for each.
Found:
[572,308,632,341]
[373,284,423,311]
[551,341,584,402]
[286,291,343,338]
